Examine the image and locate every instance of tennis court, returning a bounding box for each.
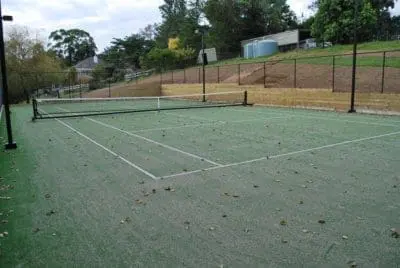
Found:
[1,92,400,267]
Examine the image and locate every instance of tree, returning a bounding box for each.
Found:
[139,24,159,40]
[101,34,155,71]
[204,0,297,55]
[204,0,243,54]
[156,0,188,48]
[6,26,63,102]
[311,0,377,44]
[48,29,97,66]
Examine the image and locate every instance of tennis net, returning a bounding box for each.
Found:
[32,91,249,119]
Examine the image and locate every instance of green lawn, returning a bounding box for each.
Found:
[209,40,400,68]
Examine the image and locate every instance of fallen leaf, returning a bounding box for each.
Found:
[280,220,287,226]
[347,260,357,267]
[45,194,51,199]
[318,219,326,224]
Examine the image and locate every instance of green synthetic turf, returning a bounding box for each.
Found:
[0,104,399,267]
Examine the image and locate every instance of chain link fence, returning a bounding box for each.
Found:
[160,49,400,94]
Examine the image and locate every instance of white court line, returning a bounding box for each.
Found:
[160,130,400,179]
[38,108,157,179]
[84,117,223,167]
[130,116,290,133]
[55,107,222,166]
[163,111,222,123]
[226,107,400,128]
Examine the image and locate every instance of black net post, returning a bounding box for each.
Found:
[332,56,336,92]
[32,98,38,120]
[238,64,241,85]
[293,59,297,88]
[381,51,386,93]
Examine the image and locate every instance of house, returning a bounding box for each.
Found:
[74,56,102,74]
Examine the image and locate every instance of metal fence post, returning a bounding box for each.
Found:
[332,56,336,92]
[108,80,111,98]
[293,59,297,88]
[381,51,386,93]
[217,66,220,83]
[238,64,241,85]
[68,72,72,98]
[198,67,201,83]
[264,62,266,88]
[36,74,39,98]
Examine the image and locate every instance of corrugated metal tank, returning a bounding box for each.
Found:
[252,41,259,57]
[256,40,278,57]
[244,43,254,59]
[257,40,278,57]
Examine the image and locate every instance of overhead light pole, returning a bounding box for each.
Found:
[0,1,17,149]
[349,0,359,113]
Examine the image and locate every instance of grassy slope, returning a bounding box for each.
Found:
[209,41,400,68]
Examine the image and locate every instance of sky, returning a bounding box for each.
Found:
[3,0,400,53]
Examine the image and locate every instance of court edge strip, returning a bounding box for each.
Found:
[38,108,158,179]
[159,130,400,180]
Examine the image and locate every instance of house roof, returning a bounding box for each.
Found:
[74,56,102,70]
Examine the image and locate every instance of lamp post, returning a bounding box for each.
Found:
[349,0,359,113]
[195,28,206,102]
[0,1,17,149]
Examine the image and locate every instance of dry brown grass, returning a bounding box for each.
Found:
[84,76,162,98]
[162,84,400,113]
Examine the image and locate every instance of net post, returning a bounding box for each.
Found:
[243,90,248,106]
[32,98,38,120]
